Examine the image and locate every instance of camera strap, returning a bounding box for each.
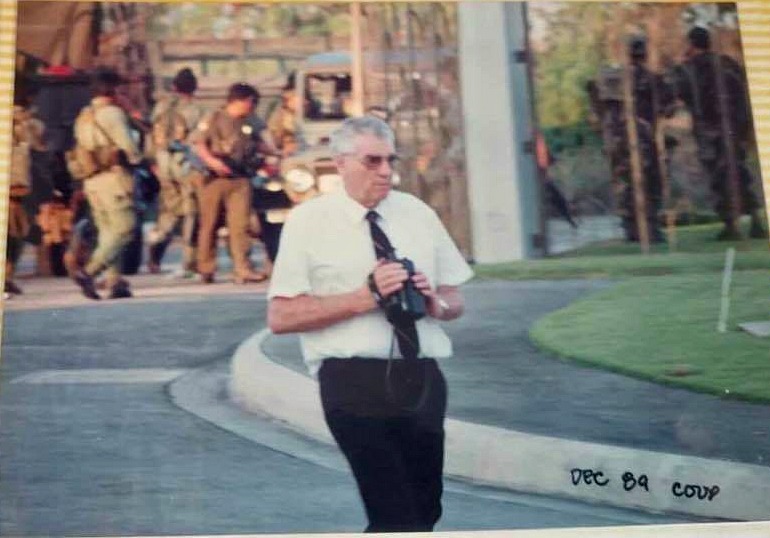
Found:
[366,210,420,361]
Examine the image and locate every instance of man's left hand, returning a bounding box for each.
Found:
[411,271,443,318]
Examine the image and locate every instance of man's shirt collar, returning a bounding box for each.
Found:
[337,187,393,226]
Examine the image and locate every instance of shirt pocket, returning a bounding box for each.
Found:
[308,231,374,296]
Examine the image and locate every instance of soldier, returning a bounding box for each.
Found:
[6,87,47,297]
[267,72,304,159]
[669,26,765,240]
[190,82,273,284]
[67,67,143,300]
[586,36,673,242]
[145,68,206,275]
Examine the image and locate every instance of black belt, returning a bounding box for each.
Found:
[323,356,436,365]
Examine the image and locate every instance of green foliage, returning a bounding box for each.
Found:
[541,124,601,153]
[549,140,614,215]
[147,4,351,41]
[532,3,610,129]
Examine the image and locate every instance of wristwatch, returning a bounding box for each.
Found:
[435,297,450,317]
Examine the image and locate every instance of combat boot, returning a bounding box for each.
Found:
[749,214,767,239]
[73,269,100,300]
[147,243,163,274]
[4,279,23,295]
[650,227,667,244]
[109,279,133,299]
[234,270,268,284]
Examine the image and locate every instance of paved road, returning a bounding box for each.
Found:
[0,291,685,536]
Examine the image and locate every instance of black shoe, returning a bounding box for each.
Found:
[73,270,100,300]
[4,280,23,295]
[200,273,214,284]
[109,280,133,299]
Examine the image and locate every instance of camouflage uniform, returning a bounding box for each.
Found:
[146,95,206,272]
[73,96,142,296]
[588,63,673,242]
[189,109,266,281]
[267,102,301,158]
[669,52,763,238]
[6,105,46,294]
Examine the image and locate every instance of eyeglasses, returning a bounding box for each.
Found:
[350,153,400,169]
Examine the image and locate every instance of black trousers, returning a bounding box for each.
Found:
[318,358,447,533]
[256,211,283,263]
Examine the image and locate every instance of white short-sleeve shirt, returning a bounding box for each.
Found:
[268,189,474,376]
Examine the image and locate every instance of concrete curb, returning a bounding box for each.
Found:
[230,329,770,521]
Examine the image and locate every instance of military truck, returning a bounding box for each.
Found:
[276,51,355,203]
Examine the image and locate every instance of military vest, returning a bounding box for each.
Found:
[66,102,122,180]
[151,97,189,152]
[10,106,39,189]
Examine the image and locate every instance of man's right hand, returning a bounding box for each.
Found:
[371,259,409,299]
[209,158,233,177]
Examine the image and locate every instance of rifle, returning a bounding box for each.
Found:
[167,140,208,173]
[213,154,266,181]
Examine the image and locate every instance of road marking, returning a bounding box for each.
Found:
[11,369,190,385]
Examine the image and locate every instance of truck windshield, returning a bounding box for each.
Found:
[305,72,353,121]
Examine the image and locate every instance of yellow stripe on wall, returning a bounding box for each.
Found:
[0,0,15,325]
[740,1,770,215]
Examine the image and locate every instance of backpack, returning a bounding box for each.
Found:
[65,106,121,181]
[10,136,31,190]
[10,106,43,189]
[150,97,189,152]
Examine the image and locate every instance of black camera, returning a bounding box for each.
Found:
[381,257,426,324]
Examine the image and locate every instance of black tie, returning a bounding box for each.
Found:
[366,210,395,259]
[366,210,420,360]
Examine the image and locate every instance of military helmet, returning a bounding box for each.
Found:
[628,35,648,61]
[172,68,197,95]
[688,26,711,51]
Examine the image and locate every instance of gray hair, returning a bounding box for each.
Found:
[329,116,395,156]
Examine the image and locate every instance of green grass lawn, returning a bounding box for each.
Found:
[473,220,770,403]
[529,270,770,403]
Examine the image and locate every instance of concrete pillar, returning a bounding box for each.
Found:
[458,2,543,262]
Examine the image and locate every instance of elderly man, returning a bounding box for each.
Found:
[268,116,473,533]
